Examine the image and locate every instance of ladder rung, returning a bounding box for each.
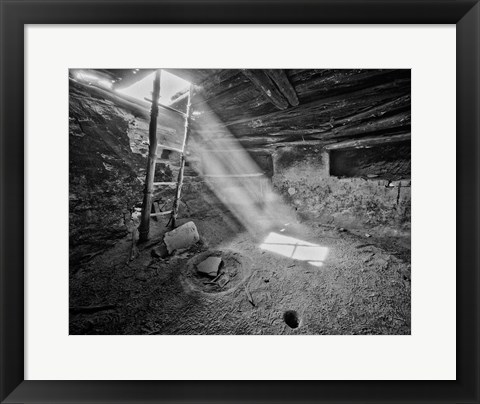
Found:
[204,173,264,178]
[150,210,173,217]
[153,182,177,186]
[144,97,187,118]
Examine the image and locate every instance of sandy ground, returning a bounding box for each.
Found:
[70,208,411,335]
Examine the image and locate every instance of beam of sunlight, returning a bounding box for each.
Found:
[140,86,313,247]
[184,94,298,237]
[260,232,329,267]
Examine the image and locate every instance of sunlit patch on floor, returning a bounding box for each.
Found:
[260,232,329,267]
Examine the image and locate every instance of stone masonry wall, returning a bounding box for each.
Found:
[271,144,411,235]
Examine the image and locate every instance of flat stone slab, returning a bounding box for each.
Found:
[196,256,222,277]
[164,221,200,254]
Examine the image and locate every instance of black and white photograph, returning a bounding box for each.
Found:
[69,68,411,335]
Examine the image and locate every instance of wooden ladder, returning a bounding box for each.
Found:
[138,69,194,241]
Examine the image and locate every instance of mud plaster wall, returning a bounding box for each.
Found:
[271,145,411,235]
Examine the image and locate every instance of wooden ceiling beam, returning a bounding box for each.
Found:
[324,132,410,150]
[265,69,299,106]
[197,71,410,125]
[241,69,289,110]
[195,82,410,140]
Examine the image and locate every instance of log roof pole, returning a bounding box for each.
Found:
[265,69,299,107]
[241,69,289,110]
[138,69,161,242]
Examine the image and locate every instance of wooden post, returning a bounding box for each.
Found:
[170,84,194,229]
[138,69,161,242]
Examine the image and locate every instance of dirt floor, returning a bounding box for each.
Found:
[69,208,411,335]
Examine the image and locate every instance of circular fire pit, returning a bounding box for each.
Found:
[183,249,252,295]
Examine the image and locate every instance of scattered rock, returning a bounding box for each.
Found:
[338,227,346,232]
[164,221,200,254]
[151,243,169,259]
[365,233,372,238]
[196,256,222,277]
[287,187,296,196]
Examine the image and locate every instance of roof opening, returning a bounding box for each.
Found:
[116,69,190,106]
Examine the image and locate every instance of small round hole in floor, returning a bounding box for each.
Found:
[283,310,299,329]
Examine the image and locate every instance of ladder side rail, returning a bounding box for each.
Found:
[170,84,194,229]
[138,69,161,242]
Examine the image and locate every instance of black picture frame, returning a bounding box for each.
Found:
[1,1,479,403]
